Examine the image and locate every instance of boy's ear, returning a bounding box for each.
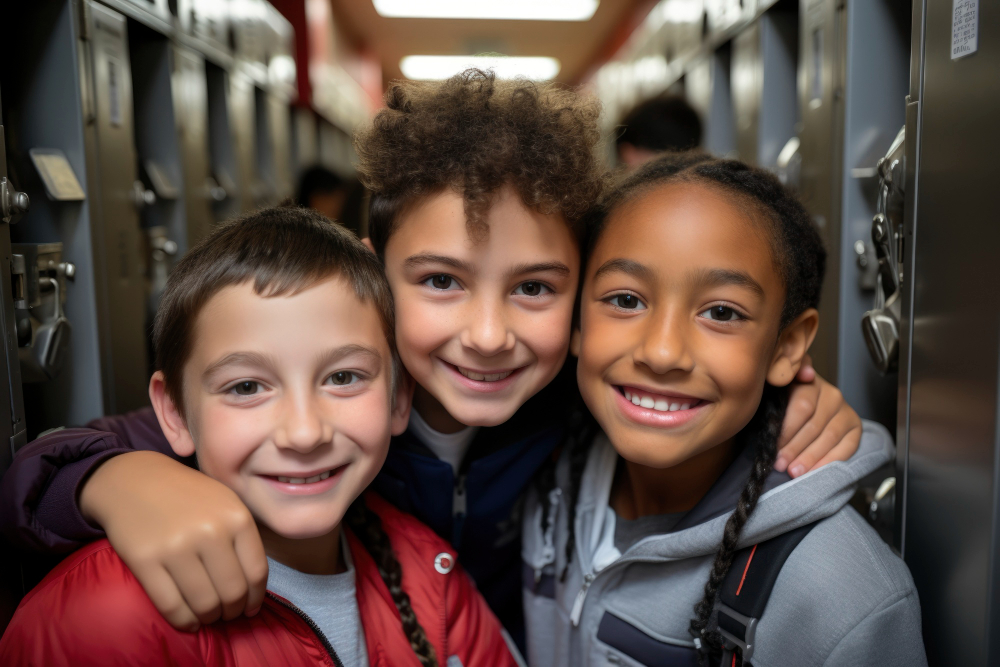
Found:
[361,237,375,254]
[767,309,819,387]
[148,371,196,458]
[570,327,582,358]
[390,368,415,436]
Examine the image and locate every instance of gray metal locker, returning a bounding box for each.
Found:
[81,1,151,414]
[731,9,799,168]
[895,0,1000,663]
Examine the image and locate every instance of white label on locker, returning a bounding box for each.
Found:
[29,150,86,201]
[108,57,122,127]
[951,0,979,60]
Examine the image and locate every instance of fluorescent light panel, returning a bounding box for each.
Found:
[400,55,561,81]
[373,0,599,21]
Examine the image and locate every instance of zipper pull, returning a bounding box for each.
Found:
[570,573,595,627]
[453,474,467,517]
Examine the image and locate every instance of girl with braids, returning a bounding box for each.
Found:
[522,153,926,666]
[1,207,515,666]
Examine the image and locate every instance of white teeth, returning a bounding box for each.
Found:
[625,388,697,412]
[277,470,332,485]
[458,367,514,382]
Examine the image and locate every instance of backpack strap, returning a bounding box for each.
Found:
[714,521,818,666]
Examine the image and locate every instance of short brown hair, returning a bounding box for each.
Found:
[153,206,395,413]
[355,69,605,255]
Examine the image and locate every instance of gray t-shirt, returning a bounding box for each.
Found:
[266,537,368,666]
[613,510,687,553]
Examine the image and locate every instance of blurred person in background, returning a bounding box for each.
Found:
[296,165,368,236]
[616,94,702,168]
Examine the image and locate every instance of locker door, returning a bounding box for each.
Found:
[0,83,31,632]
[83,1,149,413]
[797,0,847,382]
[900,0,1000,663]
[172,46,214,246]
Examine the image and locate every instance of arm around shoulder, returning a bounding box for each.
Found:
[0,407,182,553]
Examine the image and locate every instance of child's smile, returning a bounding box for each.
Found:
[576,181,788,470]
[384,185,579,431]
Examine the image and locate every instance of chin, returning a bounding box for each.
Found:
[444,400,519,427]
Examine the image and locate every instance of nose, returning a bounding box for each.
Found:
[273,390,332,453]
[460,295,516,357]
[633,309,695,376]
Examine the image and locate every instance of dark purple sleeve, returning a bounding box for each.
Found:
[0,407,193,553]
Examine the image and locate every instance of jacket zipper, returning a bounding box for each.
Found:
[570,572,595,626]
[266,591,345,667]
[453,473,467,518]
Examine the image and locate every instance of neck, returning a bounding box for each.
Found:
[258,522,345,575]
[611,438,739,520]
[412,385,467,434]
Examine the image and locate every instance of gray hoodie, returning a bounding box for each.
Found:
[521,420,926,666]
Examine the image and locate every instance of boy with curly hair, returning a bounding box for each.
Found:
[1,70,864,649]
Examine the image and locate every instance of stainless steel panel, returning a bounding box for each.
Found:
[902,0,1000,663]
[171,46,214,245]
[686,44,736,156]
[732,11,798,167]
[267,92,293,202]
[83,1,149,413]
[228,70,258,213]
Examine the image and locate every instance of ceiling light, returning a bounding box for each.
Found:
[374,0,599,21]
[400,55,561,81]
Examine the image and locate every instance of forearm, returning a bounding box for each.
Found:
[0,408,188,552]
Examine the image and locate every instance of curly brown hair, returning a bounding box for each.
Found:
[355,68,604,254]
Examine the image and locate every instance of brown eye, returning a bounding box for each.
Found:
[515,281,548,297]
[233,381,258,395]
[328,371,355,386]
[610,294,644,310]
[429,275,455,289]
[701,305,742,321]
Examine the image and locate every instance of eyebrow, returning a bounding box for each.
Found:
[506,262,572,279]
[404,253,475,274]
[314,344,384,371]
[202,351,280,381]
[593,258,654,282]
[695,268,765,297]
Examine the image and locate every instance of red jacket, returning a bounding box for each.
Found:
[0,493,516,666]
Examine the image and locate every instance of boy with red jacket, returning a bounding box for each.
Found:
[0,207,515,666]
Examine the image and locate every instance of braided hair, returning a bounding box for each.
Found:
[345,498,438,667]
[587,152,827,666]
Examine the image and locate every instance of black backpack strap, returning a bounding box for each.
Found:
[714,521,818,666]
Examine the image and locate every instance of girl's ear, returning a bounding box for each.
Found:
[148,371,196,457]
[361,237,375,254]
[570,327,582,357]
[390,368,415,436]
[767,309,820,387]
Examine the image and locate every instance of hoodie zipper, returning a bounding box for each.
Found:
[266,591,345,667]
[570,572,595,626]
